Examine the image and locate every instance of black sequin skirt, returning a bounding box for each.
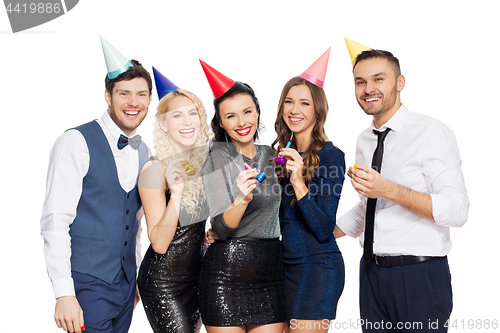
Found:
[138,222,205,333]
[198,237,285,327]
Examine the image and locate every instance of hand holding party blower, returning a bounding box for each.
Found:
[275,142,291,164]
[244,162,266,183]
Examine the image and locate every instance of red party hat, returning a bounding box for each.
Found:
[299,48,331,89]
[199,60,236,99]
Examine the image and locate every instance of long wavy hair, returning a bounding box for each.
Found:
[153,89,212,218]
[272,76,329,188]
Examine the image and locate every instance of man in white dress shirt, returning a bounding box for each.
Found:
[41,59,152,333]
[335,50,469,332]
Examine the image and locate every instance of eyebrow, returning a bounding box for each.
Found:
[116,89,149,94]
[171,107,197,113]
[223,106,254,116]
[286,97,311,102]
[354,72,387,81]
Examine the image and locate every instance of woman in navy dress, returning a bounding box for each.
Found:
[273,74,345,332]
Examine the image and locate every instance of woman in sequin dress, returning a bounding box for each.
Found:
[273,76,345,332]
[137,89,211,333]
[199,80,285,333]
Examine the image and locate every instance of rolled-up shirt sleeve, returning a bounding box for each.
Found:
[40,130,89,299]
[336,199,366,238]
[421,122,469,228]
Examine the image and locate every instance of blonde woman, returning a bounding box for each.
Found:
[137,88,211,333]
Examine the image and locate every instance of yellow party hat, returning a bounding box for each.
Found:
[344,37,371,66]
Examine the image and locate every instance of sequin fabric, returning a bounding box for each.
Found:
[280,142,346,320]
[198,237,285,326]
[202,143,281,240]
[137,190,206,333]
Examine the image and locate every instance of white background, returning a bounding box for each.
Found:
[1,1,498,332]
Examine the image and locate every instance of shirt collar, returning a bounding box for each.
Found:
[101,110,137,141]
[371,103,410,133]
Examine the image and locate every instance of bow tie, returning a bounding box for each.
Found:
[118,134,142,150]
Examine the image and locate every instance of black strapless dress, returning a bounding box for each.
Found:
[138,191,206,333]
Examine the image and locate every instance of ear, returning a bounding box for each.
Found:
[397,74,406,92]
[219,121,225,130]
[159,120,167,133]
[104,89,112,107]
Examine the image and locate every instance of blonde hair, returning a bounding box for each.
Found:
[153,89,212,219]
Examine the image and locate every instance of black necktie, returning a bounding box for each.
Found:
[363,128,391,262]
[117,134,142,150]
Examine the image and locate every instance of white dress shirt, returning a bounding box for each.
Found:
[337,104,469,256]
[41,111,146,298]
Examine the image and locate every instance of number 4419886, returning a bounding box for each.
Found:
[6,3,62,14]
[445,319,498,330]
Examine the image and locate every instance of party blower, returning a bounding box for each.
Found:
[244,162,266,183]
[275,142,291,164]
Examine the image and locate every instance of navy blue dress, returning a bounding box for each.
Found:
[280,142,345,320]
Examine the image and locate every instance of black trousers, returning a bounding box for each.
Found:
[359,256,452,333]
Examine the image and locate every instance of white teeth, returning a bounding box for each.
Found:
[365,98,380,102]
[236,128,250,134]
[124,110,139,115]
[290,118,302,122]
[179,129,194,134]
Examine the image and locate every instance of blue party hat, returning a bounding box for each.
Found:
[100,36,134,79]
[152,67,180,99]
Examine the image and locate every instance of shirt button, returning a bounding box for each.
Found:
[122,256,125,261]
[126,225,129,230]
[124,241,128,246]
[126,209,130,214]
[127,193,130,198]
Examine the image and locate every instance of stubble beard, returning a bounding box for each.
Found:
[358,83,398,117]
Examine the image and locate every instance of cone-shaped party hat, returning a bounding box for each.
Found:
[100,36,134,79]
[345,37,371,66]
[199,60,235,99]
[152,67,180,100]
[299,48,331,89]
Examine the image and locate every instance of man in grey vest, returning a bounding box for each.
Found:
[41,37,152,333]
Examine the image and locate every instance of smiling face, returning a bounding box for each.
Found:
[219,93,259,148]
[105,77,152,136]
[159,95,201,152]
[353,57,405,127]
[283,84,317,137]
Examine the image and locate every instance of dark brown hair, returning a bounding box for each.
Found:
[211,81,262,142]
[353,49,401,77]
[105,59,153,95]
[272,76,329,187]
